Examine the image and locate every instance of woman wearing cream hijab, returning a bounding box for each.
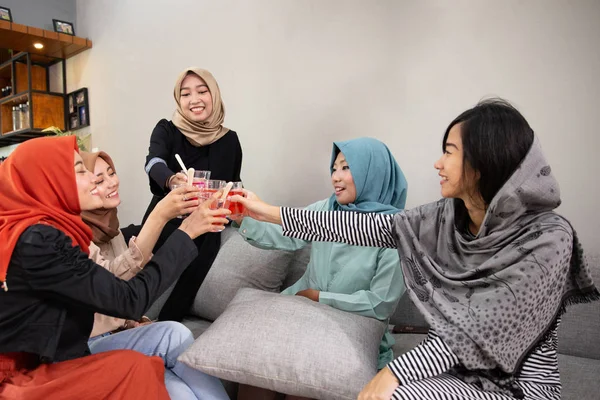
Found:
[142,67,243,322]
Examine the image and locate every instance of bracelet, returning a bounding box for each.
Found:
[166,174,176,190]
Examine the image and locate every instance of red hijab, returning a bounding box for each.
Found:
[0,136,93,288]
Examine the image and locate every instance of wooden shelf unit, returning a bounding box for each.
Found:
[0,52,66,146]
[0,20,92,147]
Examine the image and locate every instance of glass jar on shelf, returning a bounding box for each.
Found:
[12,106,21,132]
[20,102,30,129]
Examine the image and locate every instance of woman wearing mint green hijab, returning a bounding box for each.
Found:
[236,137,408,398]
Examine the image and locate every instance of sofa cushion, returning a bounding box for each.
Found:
[190,228,295,321]
[557,252,600,359]
[179,288,386,400]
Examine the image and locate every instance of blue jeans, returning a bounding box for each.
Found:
[88,321,229,400]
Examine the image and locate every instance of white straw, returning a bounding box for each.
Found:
[175,154,187,173]
[187,168,195,187]
[220,181,234,202]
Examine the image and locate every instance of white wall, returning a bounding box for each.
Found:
[69,0,600,248]
[0,0,76,32]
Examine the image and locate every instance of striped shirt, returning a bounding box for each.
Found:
[280,207,561,399]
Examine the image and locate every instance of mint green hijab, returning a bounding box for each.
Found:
[328,137,408,214]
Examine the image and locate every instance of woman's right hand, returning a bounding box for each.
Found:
[357,367,399,400]
[178,190,231,239]
[167,172,188,189]
[230,189,282,225]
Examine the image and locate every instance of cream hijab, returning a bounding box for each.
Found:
[172,67,229,146]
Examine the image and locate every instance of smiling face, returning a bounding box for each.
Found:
[434,124,479,202]
[331,151,357,205]
[93,157,121,209]
[179,73,213,122]
[74,150,102,211]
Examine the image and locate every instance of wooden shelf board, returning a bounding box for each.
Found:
[0,128,49,146]
[0,22,92,61]
[0,92,29,106]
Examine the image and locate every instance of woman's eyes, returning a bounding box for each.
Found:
[332,166,350,173]
[181,91,207,97]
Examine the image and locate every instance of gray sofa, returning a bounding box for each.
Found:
[147,227,600,400]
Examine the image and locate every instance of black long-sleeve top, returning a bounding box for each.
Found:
[145,119,242,197]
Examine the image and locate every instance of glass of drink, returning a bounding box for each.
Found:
[172,183,196,219]
[199,180,226,208]
[226,182,245,218]
[192,170,211,191]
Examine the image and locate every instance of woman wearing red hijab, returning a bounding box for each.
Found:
[0,136,229,399]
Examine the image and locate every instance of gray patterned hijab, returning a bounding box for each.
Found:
[392,136,598,395]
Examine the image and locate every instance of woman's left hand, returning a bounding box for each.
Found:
[123,317,153,330]
[295,289,320,302]
[358,367,399,400]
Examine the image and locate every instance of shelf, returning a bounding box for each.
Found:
[0,61,11,78]
[0,91,28,106]
[0,49,70,146]
[0,128,49,146]
[0,21,92,60]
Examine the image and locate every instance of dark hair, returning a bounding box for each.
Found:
[443,98,534,206]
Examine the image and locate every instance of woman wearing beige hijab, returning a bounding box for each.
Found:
[142,67,243,322]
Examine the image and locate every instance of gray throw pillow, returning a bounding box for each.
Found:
[179,288,386,400]
[191,230,294,321]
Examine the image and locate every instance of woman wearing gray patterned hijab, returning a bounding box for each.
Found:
[233,99,598,400]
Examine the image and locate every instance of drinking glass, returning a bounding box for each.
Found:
[225,182,245,218]
[171,183,198,219]
[192,170,211,190]
[199,180,226,208]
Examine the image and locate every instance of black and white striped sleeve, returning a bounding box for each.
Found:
[279,207,396,249]
[388,330,460,386]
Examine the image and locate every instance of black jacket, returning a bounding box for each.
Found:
[0,224,197,363]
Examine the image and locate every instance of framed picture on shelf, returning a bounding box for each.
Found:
[79,106,87,126]
[66,88,90,130]
[70,116,79,130]
[75,91,85,105]
[0,6,12,22]
[52,19,75,35]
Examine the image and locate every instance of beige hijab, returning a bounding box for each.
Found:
[172,67,229,147]
[80,151,120,244]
